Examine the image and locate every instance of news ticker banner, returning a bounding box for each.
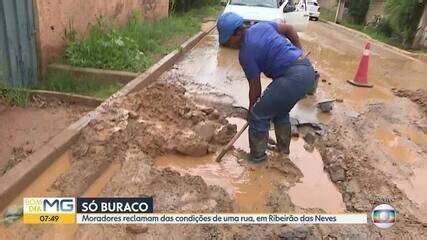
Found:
[24,197,367,225]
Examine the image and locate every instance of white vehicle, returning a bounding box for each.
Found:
[222,0,309,32]
[306,0,320,21]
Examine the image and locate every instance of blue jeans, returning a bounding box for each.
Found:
[249,58,316,135]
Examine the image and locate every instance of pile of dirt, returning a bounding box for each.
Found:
[52,83,237,196]
[392,88,427,112]
[315,107,427,238]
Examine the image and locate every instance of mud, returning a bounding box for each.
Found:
[3,20,427,239]
[51,83,237,197]
[0,98,89,175]
[155,152,302,213]
[392,88,427,113]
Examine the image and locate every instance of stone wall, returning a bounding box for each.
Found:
[35,0,169,70]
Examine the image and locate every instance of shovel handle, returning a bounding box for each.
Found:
[215,122,249,162]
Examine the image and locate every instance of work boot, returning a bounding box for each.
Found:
[274,123,291,155]
[249,132,268,163]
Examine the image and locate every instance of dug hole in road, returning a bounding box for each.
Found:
[1,21,427,239]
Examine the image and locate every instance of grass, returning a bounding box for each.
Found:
[1,5,221,102]
[319,9,407,50]
[0,71,120,106]
[319,9,336,22]
[35,71,122,99]
[0,86,30,106]
[342,21,405,49]
[65,5,222,72]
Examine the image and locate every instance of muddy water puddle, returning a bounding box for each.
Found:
[40,162,121,240]
[373,126,427,218]
[155,117,345,212]
[288,139,346,212]
[0,151,121,239]
[7,151,72,208]
[0,152,71,239]
[156,154,287,212]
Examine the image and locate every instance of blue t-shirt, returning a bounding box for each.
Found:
[239,22,302,80]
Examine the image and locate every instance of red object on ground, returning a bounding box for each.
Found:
[347,42,374,88]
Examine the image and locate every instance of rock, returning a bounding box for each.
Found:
[304,143,314,152]
[1,205,23,225]
[294,226,312,238]
[176,140,209,157]
[193,121,218,142]
[199,105,215,115]
[208,110,221,120]
[279,231,296,240]
[128,110,139,119]
[329,165,345,182]
[303,132,316,145]
[291,125,299,137]
[126,225,148,234]
[208,145,218,153]
[352,195,371,211]
[346,179,360,193]
[279,226,313,240]
[343,192,352,202]
[4,205,23,218]
[213,124,237,145]
[189,110,205,124]
[23,144,33,154]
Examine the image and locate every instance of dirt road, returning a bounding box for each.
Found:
[1,21,426,239]
[159,21,427,238]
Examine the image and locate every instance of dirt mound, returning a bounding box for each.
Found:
[392,88,427,112]
[315,117,427,239]
[52,83,237,196]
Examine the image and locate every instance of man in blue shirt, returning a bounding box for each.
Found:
[217,12,315,163]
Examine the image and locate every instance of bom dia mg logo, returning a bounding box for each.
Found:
[23,198,76,224]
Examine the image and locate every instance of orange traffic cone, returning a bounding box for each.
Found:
[347,42,374,88]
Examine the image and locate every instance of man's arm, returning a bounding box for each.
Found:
[247,76,262,119]
[277,23,303,50]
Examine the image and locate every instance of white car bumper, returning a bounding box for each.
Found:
[309,11,320,18]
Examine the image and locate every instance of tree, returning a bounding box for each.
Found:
[385,0,425,46]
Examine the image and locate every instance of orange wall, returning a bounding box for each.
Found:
[35,0,169,69]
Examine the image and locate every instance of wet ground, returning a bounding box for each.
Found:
[159,21,427,237]
[1,21,426,239]
[0,100,89,175]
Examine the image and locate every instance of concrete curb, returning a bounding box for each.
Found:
[321,20,426,63]
[1,88,103,107]
[48,63,139,85]
[0,22,217,211]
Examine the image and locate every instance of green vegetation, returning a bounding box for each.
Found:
[384,0,424,47]
[0,87,29,106]
[170,0,220,13]
[0,71,121,105]
[321,0,425,50]
[319,9,335,22]
[65,5,221,72]
[36,71,122,99]
[347,0,371,24]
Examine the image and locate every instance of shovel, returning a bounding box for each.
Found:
[215,121,249,162]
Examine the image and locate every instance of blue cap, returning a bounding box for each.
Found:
[217,12,244,44]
